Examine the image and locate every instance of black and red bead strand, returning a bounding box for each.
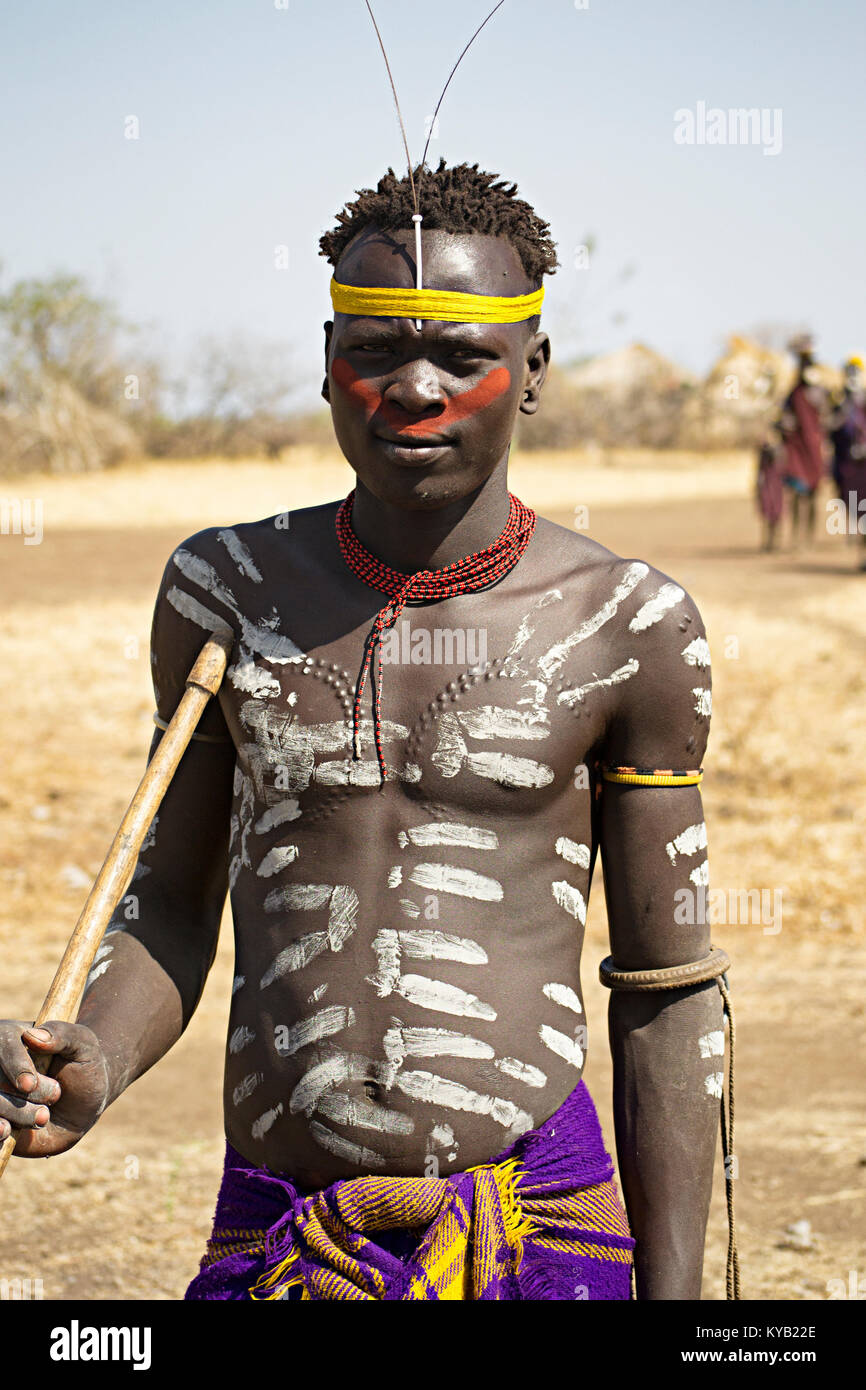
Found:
[335,490,537,781]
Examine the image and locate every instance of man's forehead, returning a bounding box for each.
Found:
[336,225,531,297]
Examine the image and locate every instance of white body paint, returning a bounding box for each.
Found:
[704,1072,724,1099]
[309,1121,386,1169]
[698,1030,725,1059]
[665,822,708,865]
[274,1005,355,1057]
[217,528,263,582]
[408,863,503,903]
[629,583,684,633]
[693,688,713,717]
[494,1057,548,1088]
[394,1070,533,1142]
[229,1025,256,1054]
[251,1102,283,1140]
[682,637,711,668]
[558,659,639,707]
[395,975,497,1022]
[398,823,499,851]
[539,562,649,680]
[316,1091,415,1135]
[233,1072,263,1105]
[256,844,299,877]
[555,837,591,870]
[539,1024,585,1069]
[552,880,587,925]
[543,982,583,1013]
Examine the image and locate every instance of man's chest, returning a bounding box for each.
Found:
[218,581,626,817]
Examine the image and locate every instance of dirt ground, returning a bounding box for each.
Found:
[0,447,863,1301]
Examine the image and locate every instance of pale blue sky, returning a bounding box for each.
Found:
[1,0,863,404]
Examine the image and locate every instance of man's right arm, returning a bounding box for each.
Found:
[0,543,236,1155]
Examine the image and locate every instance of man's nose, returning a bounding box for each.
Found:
[383,359,446,415]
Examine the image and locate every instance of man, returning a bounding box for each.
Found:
[779,335,827,544]
[0,161,725,1300]
[829,356,866,570]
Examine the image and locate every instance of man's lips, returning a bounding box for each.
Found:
[374,430,453,447]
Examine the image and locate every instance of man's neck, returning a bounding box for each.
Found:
[348,457,513,573]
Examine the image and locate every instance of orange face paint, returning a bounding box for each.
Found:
[332,357,512,434]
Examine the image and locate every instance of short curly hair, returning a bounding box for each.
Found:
[319,158,559,287]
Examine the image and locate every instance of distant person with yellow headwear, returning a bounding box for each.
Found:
[828,356,866,570]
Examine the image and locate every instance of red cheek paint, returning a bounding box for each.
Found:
[332,357,512,433]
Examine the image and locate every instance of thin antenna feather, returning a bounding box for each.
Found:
[363,0,418,216]
[419,1,506,174]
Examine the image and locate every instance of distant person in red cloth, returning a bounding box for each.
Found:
[756,424,785,552]
[829,356,866,570]
[779,336,828,544]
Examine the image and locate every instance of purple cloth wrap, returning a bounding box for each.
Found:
[185,1079,634,1301]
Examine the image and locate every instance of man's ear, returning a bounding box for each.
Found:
[322,320,334,404]
[520,331,551,416]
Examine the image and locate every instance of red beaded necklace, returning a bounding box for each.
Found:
[335,489,537,781]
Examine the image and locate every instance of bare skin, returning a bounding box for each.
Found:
[0,227,722,1299]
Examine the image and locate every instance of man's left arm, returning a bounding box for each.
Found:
[599,585,724,1300]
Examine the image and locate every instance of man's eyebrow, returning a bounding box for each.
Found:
[339,320,505,347]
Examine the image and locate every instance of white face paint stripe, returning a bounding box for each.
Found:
[629,583,685,634]
[682,637,711,668]
[408,863,503,902]
[256,844,299,877]
[216,528,263,582]
[494,1057,548,1088]
[698,1031,725,1058]
[398,823,499,850]
[309,1121,387,1169]
[557,659,640,707]
[543,982,583,1014]
[395,975,497,1022]
[539,1024,584,1069]
[251,1102,283,1140]
[274,1005,356,1058]
[555,837,591,869]
[552,880,587,925]
[539,563,649,681]
[315,1091,415,1135]
[665,823,707,865]
[704,1072,724,1099]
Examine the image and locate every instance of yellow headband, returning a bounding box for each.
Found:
[330,278,545,324]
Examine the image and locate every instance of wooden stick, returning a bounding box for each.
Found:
[0,628,233,1179]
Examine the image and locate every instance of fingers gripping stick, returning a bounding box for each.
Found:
[0,629,233,1178]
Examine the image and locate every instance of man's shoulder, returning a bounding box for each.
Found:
[165,501,341,574]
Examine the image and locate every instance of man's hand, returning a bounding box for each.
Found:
[0,1021,109,1156]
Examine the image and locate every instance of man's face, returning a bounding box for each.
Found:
[323,226,550,510]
